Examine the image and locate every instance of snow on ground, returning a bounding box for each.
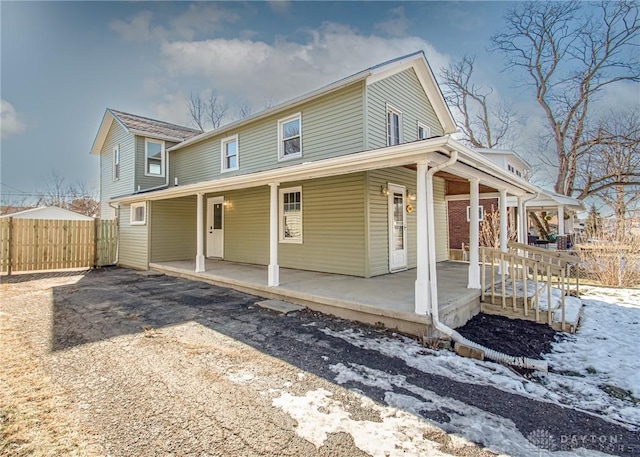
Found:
[272,387,460,457]
[320,286,640,428]
[500,279,582,324]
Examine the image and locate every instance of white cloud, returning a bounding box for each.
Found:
[110,4,240,42]
[1,100,27,139]
[149,91,194,129]
[268,1,291,15]
[160,22,449,107]
[374,7,410,37]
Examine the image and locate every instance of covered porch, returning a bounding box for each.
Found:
[150,259,483,337]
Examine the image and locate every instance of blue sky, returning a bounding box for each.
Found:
[1,1,635,205]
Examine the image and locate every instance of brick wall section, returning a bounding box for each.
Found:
[448,198,498,249]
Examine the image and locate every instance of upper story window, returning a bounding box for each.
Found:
[507,164,515,173]
[278,113,302,161]
[417,122,431,140]
[221,135,239,172]
[130,202,146,225]
[516,170,522,177]
[145,138,165,177]
[113,145,120,181]
[386,104,403,146]
[279,186,302,243]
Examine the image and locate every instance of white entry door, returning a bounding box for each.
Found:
[206,197,224,258]
[388,183,407,272]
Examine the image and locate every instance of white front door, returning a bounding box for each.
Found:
[388,183,407,272]
[206,197,224,258]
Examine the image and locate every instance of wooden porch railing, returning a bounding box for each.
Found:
[480,243,580,332]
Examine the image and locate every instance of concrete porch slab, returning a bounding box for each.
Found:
[256,299,305,315]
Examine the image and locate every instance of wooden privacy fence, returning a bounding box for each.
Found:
[0,218,118,275]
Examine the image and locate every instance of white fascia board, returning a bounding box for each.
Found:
[366,54,457,135]
[129,129,185,143]
[90,111,115,154]
[168,72,370,153]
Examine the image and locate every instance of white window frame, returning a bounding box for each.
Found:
[279,186,303,244]
[130,202,146,226]
[112,144,120,181]
[386,103,403,146]
[220,134,239,173]
[466,205,485,222]
[278,113,302,161]
[144,138,165,177]
[417,122,431,140]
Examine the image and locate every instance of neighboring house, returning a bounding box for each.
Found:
[90,51,569,334]
[0,206,94,221]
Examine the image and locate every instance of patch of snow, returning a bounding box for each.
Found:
[499,280,581,324]
[321,284,640,426]
[272,387,456,456]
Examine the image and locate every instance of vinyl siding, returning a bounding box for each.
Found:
[149,196,197,262]
[99,121,134,217]
[366,68,444,150]
[432,177,449,262]
[367,167,417,277]
[118,203,149,270]
[134,137,179,191]
[212,174,367,276]
[170,82,365,186]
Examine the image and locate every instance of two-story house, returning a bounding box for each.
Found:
[90,51,552,336]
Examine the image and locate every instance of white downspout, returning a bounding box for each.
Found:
[427,150,548,372]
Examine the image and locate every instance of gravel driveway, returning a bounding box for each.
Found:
[1,268,637,456]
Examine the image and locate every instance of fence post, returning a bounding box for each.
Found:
[7,217,13,276]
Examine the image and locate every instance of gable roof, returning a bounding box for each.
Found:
[476,148,532,171]
[1,206,94,220]
[91,109,201,154]
[170,50,457,152]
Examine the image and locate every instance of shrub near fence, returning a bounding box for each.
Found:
[0,218,118,274]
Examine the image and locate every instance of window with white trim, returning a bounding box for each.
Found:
[278,113,302,161]
[386,104,403,146]
[145,138,165,177]
[113,145,120,181]
[417,122,431,140]
[130,202,146,225]
[221,135,239,172]
[279,186,302,243]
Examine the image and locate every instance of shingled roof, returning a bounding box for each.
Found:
[109,109,202,142]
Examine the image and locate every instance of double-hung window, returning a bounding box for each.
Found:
[221,135,239,172]
[417,122,431,140]
[386,104,403,146]
[145,138,165,177]
[278,113,302,161]
[279,186,302,243]
[130,202,146,225]
[113,145,120,181]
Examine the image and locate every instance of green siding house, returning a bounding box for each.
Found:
[90,51,543,333]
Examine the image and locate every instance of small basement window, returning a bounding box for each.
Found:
[130,202,146,225]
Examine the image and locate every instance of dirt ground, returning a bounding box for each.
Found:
[1,268,638,456]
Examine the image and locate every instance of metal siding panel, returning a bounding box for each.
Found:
[100,122,134,217]
[433,177,449,262]
[170,82,365,186]
[135,137,178,191]
[149,196,197,262]
[366,68,445,150]
[118,203,149,270]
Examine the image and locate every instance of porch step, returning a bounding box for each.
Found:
[255,299,305,315]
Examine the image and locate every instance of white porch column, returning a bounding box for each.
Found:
[499,188,508,253]
[268,182,280,287]
[468,178,481,289]
[557,205,565,236]
[517,196,526,244]
[195,192,205,272]
[414,161,430,315]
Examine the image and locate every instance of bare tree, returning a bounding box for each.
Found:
[37,171,99,217]
[235,101,252,120]
[440,55,515,148]
[205,90,228,129]
[491,1,640,197]
[187,92,206,131]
